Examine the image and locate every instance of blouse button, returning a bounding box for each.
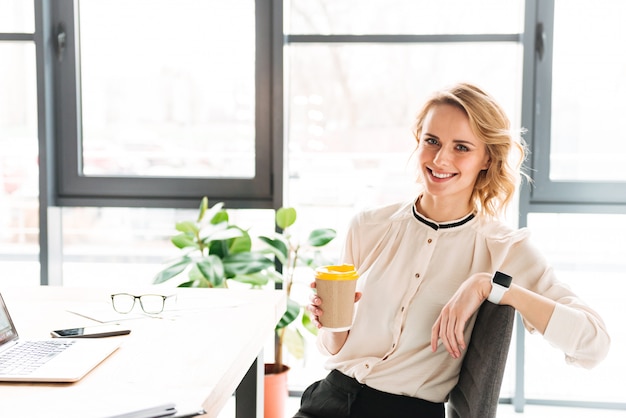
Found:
[365,364,370,369]
[427,238,433,244]
[401,306,405,312]
[415,273,420,279]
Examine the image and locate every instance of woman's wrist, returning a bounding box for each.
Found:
[321,329,350,355]
[474,272,494,301]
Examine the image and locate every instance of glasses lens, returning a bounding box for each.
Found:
[139,294,165,314]
[112,293,136,313]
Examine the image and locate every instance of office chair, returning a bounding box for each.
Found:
[446,301,516,418]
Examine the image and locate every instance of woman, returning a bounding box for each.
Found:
[294,83,610,418]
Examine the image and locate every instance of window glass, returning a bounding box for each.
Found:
[0,43,39,287]
[60,206,275,288]
[287,0,524,35]
[549,0,626,181]
[78,0,255,178]
[0,1,34,33]
[525,213,624,402]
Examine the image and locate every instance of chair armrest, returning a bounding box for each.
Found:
[446,302,515,418]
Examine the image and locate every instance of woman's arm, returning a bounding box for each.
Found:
[430,272,556,358]
[430,271,609,368]
[500,282,556,333]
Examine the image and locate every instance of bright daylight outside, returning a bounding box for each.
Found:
[0,0,624,415]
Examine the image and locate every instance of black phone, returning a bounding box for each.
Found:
[50,323,131,338]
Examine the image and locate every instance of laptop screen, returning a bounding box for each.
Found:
[0,294,19,346]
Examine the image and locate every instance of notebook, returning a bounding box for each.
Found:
[0,292,123,382]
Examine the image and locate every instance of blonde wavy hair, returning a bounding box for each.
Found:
[413,82,527,218]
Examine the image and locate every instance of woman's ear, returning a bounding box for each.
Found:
[481,155,491,171]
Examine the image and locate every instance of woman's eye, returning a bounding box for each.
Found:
[456,144,469,152]
[424,137,438,145]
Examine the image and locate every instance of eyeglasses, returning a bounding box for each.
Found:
[111,293,176,314]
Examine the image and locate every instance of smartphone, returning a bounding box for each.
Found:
[51,323,131,338]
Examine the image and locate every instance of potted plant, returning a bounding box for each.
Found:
[153,198,337,417]
[258,207,337,417]
[259,207,337,370]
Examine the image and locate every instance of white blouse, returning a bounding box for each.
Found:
[316,198,610,403]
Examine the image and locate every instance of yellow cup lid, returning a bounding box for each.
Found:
[315,264,359,280]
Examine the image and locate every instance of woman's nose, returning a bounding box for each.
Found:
[433,146,452,166]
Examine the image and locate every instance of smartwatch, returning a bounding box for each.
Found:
[487,271,512,304]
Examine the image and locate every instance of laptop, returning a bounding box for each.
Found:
[0,292,123,382]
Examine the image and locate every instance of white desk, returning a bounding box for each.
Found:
[0,286,286,418]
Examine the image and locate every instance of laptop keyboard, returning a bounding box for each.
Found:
[0,340,76,375]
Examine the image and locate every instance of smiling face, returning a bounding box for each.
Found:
[416,103,491,214]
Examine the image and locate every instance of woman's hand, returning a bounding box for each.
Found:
[307,281,362,355]
[430,272,491,359]
[307,281,362,329]
[307,289,325,329]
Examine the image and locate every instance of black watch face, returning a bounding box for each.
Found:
[493,271,512,287]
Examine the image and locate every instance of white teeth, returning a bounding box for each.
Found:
[431,170,454,179]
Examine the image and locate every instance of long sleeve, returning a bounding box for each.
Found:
[483,223,611,369]
[543,302,610,368]
[312,200,610,403]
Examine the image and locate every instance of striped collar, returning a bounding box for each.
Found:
[411,204,475,231]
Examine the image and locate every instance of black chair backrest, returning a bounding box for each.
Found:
[446,301,515,418]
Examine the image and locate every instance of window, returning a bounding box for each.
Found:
[50,0,276,208]
[519,0,626,411]
[530,0,626,205]
[525,213,624,405]
[0,2,39,287]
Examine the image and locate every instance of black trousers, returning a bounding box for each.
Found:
[293,370,444,418]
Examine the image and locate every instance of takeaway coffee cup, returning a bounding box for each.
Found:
[314,264,359,331]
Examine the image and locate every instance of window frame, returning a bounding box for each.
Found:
[48,0,278,210]
[519,0,626,412]
[528,0,626,207]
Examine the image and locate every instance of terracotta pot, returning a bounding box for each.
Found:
[264,363,290,418]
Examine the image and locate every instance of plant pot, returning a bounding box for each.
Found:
[264,363,290,418]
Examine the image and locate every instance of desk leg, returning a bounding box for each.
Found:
[235,352,263,418]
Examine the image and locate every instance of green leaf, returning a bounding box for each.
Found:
[276,207,297,230]
[178,280,197,288]
[187,265,206,285]
[307,228,336,247]
[228,229,253,254]
[210,210,228,225]
[205,226,244,242]
[208,237,229,259]
[301,311,318,336]
[276,298,301,329]
[175,221,199,235]
[203,201,225,224]
[283,326,305,360]
[196,255,225,287]
[153,258,192,284]
[231,271,270,287]
[258,235,288,264]
[171,233,198,249]
[223,252,274,277]
[196,196,209,222]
